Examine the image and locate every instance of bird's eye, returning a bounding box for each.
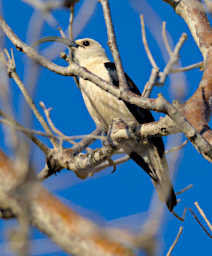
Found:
[82,40,90,47]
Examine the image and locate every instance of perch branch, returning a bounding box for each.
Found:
[1,15,212,163]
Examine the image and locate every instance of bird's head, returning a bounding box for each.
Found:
[70,38,108,66]
[33,37,108,66]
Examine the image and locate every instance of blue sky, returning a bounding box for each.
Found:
[0,0,211,255]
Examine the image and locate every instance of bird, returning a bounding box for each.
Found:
[69,38,177,211]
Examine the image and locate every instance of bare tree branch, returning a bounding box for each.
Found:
[0,149,136,256]
[159,33,187,84]
[166,226,183,256]
[140,15,159,98]
[194,201,212,231]
[100,0,128,92]
[140,15,158,69]
[0,109,49,154]
[1,0,212,255]
[162,21,172,56]
[189,208,212,238]
[176,184,193,196]
[163,0,212,145]
[2,49,58,148]
[171,61,203,73]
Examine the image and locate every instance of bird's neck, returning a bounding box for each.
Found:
[79,56,109,69]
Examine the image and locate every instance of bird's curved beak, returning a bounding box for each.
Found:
[32,37,79,49]
[69,40,79,48]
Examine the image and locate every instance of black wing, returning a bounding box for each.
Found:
[104,62,164,158]
[104,62,177,211]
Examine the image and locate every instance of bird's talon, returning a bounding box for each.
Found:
[108,158,117,173]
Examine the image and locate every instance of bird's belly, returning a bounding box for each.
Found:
[80,80,136,128]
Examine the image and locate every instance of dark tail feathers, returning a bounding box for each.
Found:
[166,187,177,212]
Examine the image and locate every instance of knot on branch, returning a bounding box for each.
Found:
[108,118,138,147]
[46,148,64,175]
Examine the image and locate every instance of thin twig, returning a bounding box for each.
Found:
[189,208,212,238]
[68,4,74,40]
[41,102,106,146]
[165,140,188,154]
[140,15,160,98]
[140,15,158,69]
[159,33,187,84]
[57,24,80,89]
[183,208,187,219]
[58,26,66,39]
[0,109,49,154]
[23,9,45,136]
[91,155,130,175]
[166,226,183,256]
[172,209,185,222]
[100,0,128,92]
[176,184,193,196]
[142,68,159,98]
[3,49,57,147]
[39,101,66,140]
[0,50,19,152]
[68,127,103,154]
[0,118,55,139]
[194,201,212,231]
[0,117,104,146]
[162,21,172,56]
[171,61,203,73]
